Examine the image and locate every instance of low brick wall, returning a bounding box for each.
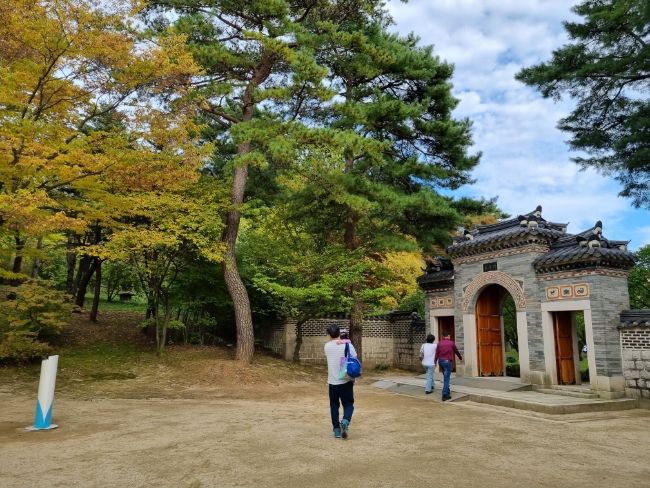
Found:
[260,313,426,371]
[621,327,650,400]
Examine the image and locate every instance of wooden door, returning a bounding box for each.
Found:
[437,316,456,372]
[553,311,575,385]
[476,285,504,376]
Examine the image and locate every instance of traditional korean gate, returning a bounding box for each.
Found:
[476,285,504,376]
[553,311,575,385]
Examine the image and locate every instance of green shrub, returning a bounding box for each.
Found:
[0,281,70,363]
[506,363,520,377]
[0,331,50,364]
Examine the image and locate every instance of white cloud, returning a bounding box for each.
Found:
[635,227,650,249]
[388,0,649,246]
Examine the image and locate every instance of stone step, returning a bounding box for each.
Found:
[536,388,600,399]
[548,385,595,394]
[466,393,638,415]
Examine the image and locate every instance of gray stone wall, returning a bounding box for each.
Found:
[621,328,650,399]
[259,322,290,358]
[260,316,425,370]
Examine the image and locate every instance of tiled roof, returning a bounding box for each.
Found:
[417,257,454,290]
[448,225,565,256]
[448,206,567,257]
[533,245,636,271]
[417,269,454,286]
[619,310,650,329]
[533,220,635,272]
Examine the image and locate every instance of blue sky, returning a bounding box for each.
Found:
[388,0,650,250]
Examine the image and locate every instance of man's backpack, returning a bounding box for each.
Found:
[344,342,362,378]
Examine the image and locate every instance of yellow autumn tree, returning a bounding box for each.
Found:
[0,0,203,282]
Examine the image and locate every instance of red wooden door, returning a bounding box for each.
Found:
[553,311,576,385]
[476,285,504,376]
[437,316,456,372]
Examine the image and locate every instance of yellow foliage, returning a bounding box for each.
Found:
[0,0,207,241]
[381,251,425,299]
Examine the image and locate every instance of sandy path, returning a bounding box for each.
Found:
[1,382,650,488]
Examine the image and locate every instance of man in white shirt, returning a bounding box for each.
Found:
[420,333,437,394]
[324,324,357,439]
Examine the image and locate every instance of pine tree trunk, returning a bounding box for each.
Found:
[344,180,363,357]
[219,51,275,363]
[89,260,101,322]
[223,202,255,363]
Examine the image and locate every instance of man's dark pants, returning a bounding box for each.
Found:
[328,381,354,430]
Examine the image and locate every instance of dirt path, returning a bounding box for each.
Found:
[2,380,650,488]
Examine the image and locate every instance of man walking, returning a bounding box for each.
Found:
[324,324,356,439]
[434,330,463,401]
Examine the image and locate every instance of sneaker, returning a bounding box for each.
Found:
[333,428,342,438]
[341,419,349,439]
[425,390,432,395]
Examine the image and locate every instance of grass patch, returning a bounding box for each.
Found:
[83,294,147,313]
[59,341,153,381]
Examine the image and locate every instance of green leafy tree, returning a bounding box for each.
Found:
[516,0,650,208]
[0,280,70,363]
[629,244,650,308]
[239,206,389,361]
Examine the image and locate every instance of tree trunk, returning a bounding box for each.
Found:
[223,208,255,362]
[292,318,307,362]
[74,255,90,300]
[145,294,155,320]
[75,257,98,308]
[89,260,102,322]
[349,300,364,359]
[30,236,43,278]
[342,109,364,357]
[66,249,77,295]
[219,52,275,363]
[10,233,25,286]
[344,202,363,357]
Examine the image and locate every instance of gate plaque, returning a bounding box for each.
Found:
[482,262,497,272]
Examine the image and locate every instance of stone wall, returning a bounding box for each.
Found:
[621,327,650,400]
[260,314,426,371]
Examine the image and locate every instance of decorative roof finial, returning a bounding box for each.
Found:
[594,220,602,235]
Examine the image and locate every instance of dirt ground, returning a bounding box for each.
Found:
[1,314,650,488]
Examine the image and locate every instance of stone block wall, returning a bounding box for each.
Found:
[260,322,291,358]
[621,328,650,400]
[260,314,425,371]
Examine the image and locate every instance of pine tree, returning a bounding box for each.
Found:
[151,0,386,362]
[516,0,650,208]
[300,20,480,354]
